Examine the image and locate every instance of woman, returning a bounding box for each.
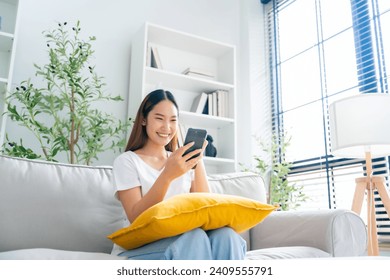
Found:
[112,89,246,259]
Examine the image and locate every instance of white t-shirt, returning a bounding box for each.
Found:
[111,150,194,255]
[113,150,193,200]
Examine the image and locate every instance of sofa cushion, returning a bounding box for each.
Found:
[208,172,267,203]
[0,155,124,254]
[108,192,275,250]
[245,246,331,259]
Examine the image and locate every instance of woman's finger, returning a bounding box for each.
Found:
[175,142,194,156]
[183,148,203,161]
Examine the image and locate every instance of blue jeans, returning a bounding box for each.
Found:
[118,227,247,260]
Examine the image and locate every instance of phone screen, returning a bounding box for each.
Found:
[183,128,207,160]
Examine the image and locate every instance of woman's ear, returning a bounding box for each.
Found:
[142,119,146,126]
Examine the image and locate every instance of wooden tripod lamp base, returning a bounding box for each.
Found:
[351,153,390,256]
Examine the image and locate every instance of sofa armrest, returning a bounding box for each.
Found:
[249,209,367,257]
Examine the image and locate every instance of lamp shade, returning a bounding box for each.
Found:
[329,93,390,159]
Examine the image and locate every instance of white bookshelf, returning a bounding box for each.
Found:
[0,0,19,146]
[128,22,237,174]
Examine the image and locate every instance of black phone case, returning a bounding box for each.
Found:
[183,128,207,160]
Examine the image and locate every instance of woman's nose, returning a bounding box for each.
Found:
[162,120,171,130]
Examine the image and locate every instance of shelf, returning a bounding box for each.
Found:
[0,0,18,34]
[0,33,13,52]
[179,111,234,129]
[204,157,236,174]
[0,81,5,97]
[145,67,234,93]
[129,22,237,173]
[0,38,12,78]
[0,31,14,38]
[0,0,19,147]
[204,156,235,165]
[147,23,235,58]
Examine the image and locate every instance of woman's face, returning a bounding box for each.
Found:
[144,100,178,147]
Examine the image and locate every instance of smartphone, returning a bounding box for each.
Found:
[182,128,207,161]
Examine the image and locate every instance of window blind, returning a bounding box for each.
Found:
[263,0,390,241]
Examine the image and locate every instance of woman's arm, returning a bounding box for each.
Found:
[118,143,204,222]
[190,140,210,193]
[190,159,210,192]
[117,170,173,223]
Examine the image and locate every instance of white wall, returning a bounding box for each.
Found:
[239,0,271,172]
[5,0,268,167]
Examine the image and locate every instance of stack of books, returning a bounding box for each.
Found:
[208,89,229,117]
[190,90,229,118]
[182,67,215,80]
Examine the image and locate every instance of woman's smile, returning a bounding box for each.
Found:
[156,132,170,138]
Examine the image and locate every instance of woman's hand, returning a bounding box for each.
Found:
[162,140,207,181]
[183,139,208,166]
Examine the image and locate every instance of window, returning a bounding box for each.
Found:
[263,0,390,240]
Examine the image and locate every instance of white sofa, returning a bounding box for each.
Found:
[0,155,367,259]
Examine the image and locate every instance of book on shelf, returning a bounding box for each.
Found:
[150,45,163,69]
[208,93,214,116]
[182,67,215,80]
[185,72,216,80]
[217,89,229,118]
[190,92,209,114]
[208,89,229,118]
[189,90,229,117]
[212,91,218,117]
[202,98,209,114]
[145,43,152,67]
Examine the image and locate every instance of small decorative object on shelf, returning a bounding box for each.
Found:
[205,134,217,157]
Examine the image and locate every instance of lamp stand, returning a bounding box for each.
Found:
[351,152,390,256]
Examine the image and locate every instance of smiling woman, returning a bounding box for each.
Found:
[125,89,180,154]
[111,89,247,260]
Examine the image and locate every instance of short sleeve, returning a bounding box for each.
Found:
[112,153,141,198]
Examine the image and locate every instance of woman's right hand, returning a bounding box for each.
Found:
[162,142,202,181]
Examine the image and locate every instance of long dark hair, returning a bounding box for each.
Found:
[125,89,179,152]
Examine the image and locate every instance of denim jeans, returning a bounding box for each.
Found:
[118,227,247,260]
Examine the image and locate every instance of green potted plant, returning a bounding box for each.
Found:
[243,132,308,210]
[2,21,131,165]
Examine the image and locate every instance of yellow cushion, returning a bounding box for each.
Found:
[107,192,276,250]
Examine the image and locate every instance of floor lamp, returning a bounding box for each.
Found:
[329,93,390,256]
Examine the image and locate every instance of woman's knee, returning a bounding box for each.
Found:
[208,227,247,249]
[207,227,247,260]
[164,228,212,259]
[177,228,210,248]
[209,227,242,240]
[185,228,209,240]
